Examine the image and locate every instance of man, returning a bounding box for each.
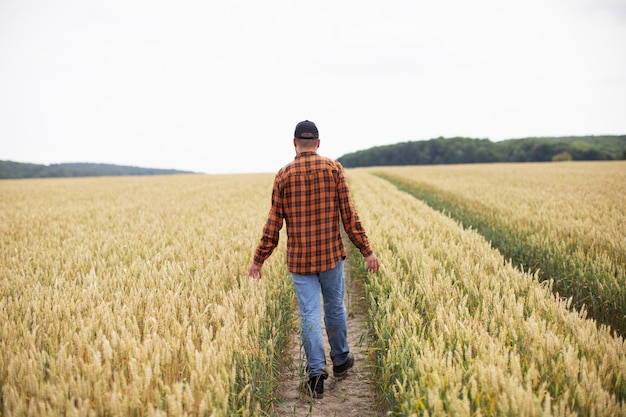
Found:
[249,120,380,399]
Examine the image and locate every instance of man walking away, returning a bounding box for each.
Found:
[249,120,380,399]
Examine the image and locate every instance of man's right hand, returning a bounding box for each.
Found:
[366,253,380,273]
[249,263,262,279]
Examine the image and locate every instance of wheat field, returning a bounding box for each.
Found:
[346,166,626,416]
[370,161,626,335]
[2,162,625,416]
[1,174,293,415]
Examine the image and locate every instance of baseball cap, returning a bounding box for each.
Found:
[294,120,319,139]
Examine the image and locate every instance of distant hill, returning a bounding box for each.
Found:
[0,161,196,179]
[337,135,626,168]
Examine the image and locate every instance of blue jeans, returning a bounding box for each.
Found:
[291,259,350,379]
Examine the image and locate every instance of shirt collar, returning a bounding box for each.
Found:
[296,151,317,159]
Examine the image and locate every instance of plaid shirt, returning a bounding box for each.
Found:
[253,151,373,274]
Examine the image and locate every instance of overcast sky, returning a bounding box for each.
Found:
[1,0,625,174]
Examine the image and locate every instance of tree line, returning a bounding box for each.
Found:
[0,161,194,180]
[337,135,626,168]
[3,135,624,178]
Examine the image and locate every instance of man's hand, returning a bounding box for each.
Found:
[366,253,380,273]
[249,263,262,279]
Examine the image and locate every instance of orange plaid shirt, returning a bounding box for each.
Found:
[253,151,373,274]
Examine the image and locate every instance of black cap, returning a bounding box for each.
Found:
[294,120,319,139]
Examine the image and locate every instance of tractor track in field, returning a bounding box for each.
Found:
[271,263,383,417]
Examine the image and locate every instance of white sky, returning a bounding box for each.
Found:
[1,0,625,174]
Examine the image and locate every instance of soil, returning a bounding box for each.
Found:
[271,267,384,417]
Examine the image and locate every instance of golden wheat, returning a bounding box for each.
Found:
[370,161,626,334]
[369,161,626,258]
[1,174,291,416]
[3,166,625,416]
[346,169,626,416]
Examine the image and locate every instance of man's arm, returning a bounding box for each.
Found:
[335,163,380,272]
[249,177,283,278]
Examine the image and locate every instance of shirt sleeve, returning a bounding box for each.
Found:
[253,173,284,266]
[335,162,373,258]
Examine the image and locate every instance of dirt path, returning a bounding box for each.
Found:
[271,266,384,417]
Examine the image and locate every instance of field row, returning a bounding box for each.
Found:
[370,161,626,336]
[1,175,291,415]
[346,168,626,416]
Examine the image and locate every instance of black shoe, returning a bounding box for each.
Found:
[306,374,326,399]
[333,352,354,380]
